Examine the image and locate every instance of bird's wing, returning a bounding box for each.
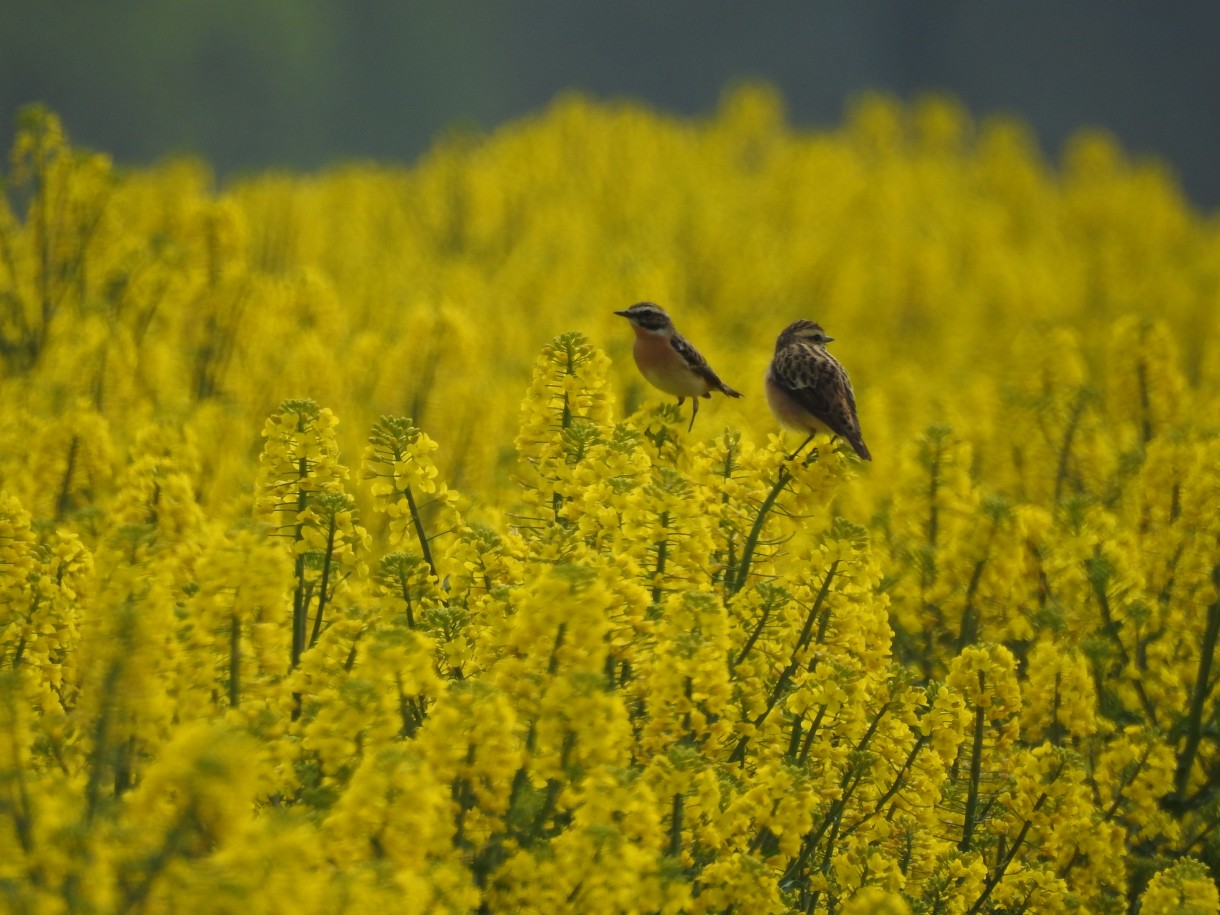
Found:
[671,333,741,397]
[775,344,863,442]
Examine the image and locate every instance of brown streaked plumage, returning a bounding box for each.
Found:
[614,301,742,431]
[765,320,871,460]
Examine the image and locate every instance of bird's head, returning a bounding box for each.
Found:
[614,301,674,334]
[776,319,834,351]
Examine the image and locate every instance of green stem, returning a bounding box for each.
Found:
[1173,570,1220,804]
[55,435,79,520]
[1088,551,1158,723]
[1136,359,1153,445]
[669,792,684,858]
[922,435,943,599]
[4,694,34,855]
[548,623,567,676]
[966,782,1057,915]
[731,562,838,763]
[399,567,416,629]
[842,734,930,839]
[395,672,422,738]
[121,808,196,913]
[787,431,816,462]
[797,705,828,765]
[290,455,309,671]
[653,511,669,605]
[405,484,438,580]
[956,555,989,652]
[730,464,792,598]
[308,514,338,649]
[959,670,987,852]
[733,597,774,669]
[1053,387,1088,504]
[228,613,240,709]
[84,655,124,823]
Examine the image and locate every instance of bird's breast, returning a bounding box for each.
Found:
[632,331,708,397]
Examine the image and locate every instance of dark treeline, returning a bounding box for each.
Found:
[2,1,1219,208]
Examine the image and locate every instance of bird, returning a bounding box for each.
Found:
[615,302,742,431]
[765,320,871,461]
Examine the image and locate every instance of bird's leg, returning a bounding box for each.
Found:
[688,396,699,432]
[786,432,817,462]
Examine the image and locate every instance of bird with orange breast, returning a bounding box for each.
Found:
[615,302,742,431]
[765,320,871,461]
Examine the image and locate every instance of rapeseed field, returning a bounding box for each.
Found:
[1,88,1219,913]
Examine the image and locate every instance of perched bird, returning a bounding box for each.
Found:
[615,301,742,431]
[765,320,871,460]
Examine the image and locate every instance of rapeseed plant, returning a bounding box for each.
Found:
[1,92,1219,912]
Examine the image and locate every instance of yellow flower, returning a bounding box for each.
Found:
[1138,858,1220,915]
[841,885,911,915]
[3,91,1220,913]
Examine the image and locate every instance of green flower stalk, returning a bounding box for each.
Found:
[363,415,460,580]
[255,399,366,671]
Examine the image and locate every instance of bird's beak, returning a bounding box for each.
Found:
[824,336,835,343]
[613,310,630,318]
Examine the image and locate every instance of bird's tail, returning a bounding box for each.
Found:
[850,436,872,461]
[720,383,743,398]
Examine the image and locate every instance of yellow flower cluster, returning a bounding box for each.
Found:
[1,92,1219,912]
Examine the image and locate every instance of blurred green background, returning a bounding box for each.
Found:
[2,1,1218,208]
